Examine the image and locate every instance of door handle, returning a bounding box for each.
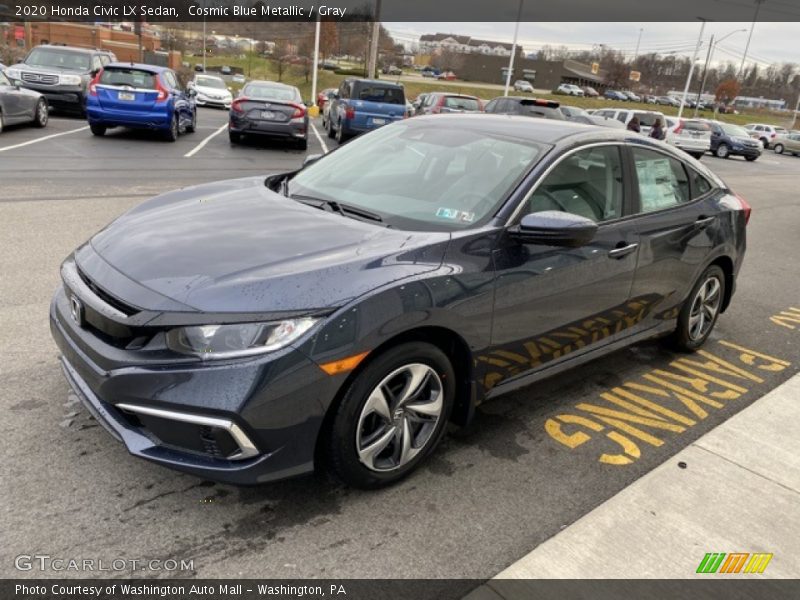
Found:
[695,216,715,228]
[608,243,639,259]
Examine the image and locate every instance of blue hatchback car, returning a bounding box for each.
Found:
[86,63,196,141]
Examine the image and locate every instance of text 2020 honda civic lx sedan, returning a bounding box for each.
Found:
[50,115,750,488]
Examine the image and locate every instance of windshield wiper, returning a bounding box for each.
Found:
[291,194,386,225]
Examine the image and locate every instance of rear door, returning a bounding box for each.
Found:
[350,82,406,127]
[627,145,718,328]
[95,67,159,112]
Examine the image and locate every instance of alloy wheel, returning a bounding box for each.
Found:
[688,276,722,341]
[36,101,48,127]
[356,363,444,472]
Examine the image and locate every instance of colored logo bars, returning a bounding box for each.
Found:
[697,552,773,574]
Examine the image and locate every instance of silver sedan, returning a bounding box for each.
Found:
[0,69,48,134]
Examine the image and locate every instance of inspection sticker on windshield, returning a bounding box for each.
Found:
[436,208,475,223]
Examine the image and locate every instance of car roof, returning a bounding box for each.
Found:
[346,78,403,88]
[105,62,170,73]
[32,45,104,55]
[246,80,297,89]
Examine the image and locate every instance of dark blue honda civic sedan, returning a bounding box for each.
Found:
[50,115,749,488]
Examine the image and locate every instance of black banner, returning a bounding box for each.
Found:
[4,580,800,600]
[3,0,800,22]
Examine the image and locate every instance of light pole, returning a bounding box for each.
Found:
[738,0,765,79]
[694,28,746,117]
[791,92,800,130]
[503,0,524,97]
[311,15,321,110]
[677,19,707,120]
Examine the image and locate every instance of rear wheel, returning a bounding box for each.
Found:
[297,137,308,151]
[229,130,241,144]
[33,99,48,128]
[671,265,725,352]
[745,155,758,161]
[689,152,704,160]
[90,124,106,137]
[325,342,455,488]
[185,109,197,133]
[326,116,336,139]
[335,120,345,144]
[715,143,730,159]
[164,114,179,142]
[773,143,784,154]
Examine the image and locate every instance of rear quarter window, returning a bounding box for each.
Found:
[444,97,480,111]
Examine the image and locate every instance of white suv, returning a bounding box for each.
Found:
[556,83,584,96]
[744,123,789,149]
[664,117,712,159]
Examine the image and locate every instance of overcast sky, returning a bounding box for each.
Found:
[385,22,800,67]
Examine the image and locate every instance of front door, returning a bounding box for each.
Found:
[486,144,642,390]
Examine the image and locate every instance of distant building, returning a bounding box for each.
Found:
[418,33,520,57]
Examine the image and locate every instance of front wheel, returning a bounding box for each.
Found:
[335,120,346,144]
[297,137,308,151]
[164,115,179,142]
[89,123,106,137]
[671,265,725,352]
[34,99,48,128]
[325,342,455,488]
[773,144,784,154]
[715,143,730,159]
[185,109,197,133]
[745,155,759,162]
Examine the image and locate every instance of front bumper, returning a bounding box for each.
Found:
[728,144,761,158]
[196,96,231,109]
[49,285,340,484]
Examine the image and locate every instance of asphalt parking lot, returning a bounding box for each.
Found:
[2,108,799,581]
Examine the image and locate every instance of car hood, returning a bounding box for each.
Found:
[83,177,450,313]
[12,63,88,76]
[195,85,231,97]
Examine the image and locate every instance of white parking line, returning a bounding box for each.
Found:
[0,126,89,153]
[310,122,329,154]
[184,123,227,158]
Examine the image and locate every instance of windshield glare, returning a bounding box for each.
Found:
[26,48,91,71]
[288,122,545,231]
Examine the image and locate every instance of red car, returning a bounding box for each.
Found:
[317,87,337,109]
[436,71,457,81]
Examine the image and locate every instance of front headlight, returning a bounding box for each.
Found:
[166,318,318,359]
[7,68,21,80]
[61,74,82,85]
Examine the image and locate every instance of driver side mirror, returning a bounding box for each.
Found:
[187,88,197,98]
[510,211,598,248]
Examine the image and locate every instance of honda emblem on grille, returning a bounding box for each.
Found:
[69,295,84,327]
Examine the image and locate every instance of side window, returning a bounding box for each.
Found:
[632,147,690,213]
[687,167,713,198]
[616,112,627,123]
[484,98,498,112]
[99,55,111,66]
[92,56,103,72]
[338,82,348,99]
[525,146,624,222]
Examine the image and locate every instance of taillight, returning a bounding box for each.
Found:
[88,70,102,96]
[345,105,355,120]
[290,104,306,119]
[155,76,169,102]
[674,119,684,134]
[231,98,247,113]
[736,193,752,225]
[770,132,776,138]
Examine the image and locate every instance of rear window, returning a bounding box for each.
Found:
[683,120,710,132]
[635,112,663,127]
[518,100,565,120]
[25,47,91,71]
[100,68,156,88]
[353,83,405,105]
[444,96,480,111]
[244,84,300,102]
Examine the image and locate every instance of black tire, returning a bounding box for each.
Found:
[164,115,179,142]
[773,144,784,154]
[0,110,4,135]
[689,152,704,160]
[745,155,759,162]
[760,137,769,149]
[335,120,345,144]
[90,124,106,137]
[714,143,730,159]
[297,137,308,151]
[185,109,196,133]
[229,130,241,144]
[325,342,455,489]
[670,265,726,352]
[33,99,48,128]
[326,116,336,139]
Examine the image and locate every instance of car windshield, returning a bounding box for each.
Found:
[244,84,299,101]
[444,97,480,111]
[288,121,546,231]
[721,124,750,137]
[635,112,663,127]
[100,68,156,89]
[195,76,226,89]
[25,47,91,71]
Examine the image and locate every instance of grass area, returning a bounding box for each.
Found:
[194,54,793,128]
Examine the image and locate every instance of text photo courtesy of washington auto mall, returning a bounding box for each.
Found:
[1,0,799,598]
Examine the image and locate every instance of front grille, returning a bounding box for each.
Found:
[77,266,139,316]
[22,72,59,85]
